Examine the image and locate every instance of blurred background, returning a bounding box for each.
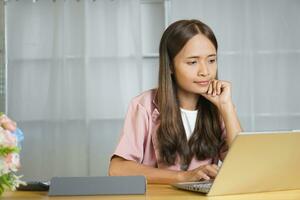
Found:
[0,0,299,180]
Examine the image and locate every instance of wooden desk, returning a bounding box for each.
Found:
[2,184,300,200]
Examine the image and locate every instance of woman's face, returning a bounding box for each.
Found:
[173,33,217,102]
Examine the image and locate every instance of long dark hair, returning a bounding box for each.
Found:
[157,19,224,169]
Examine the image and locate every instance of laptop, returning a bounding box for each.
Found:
[172,130,300,196]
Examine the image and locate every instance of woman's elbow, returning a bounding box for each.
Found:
[108,157,123,176]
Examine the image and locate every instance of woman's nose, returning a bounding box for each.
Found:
[197,62,209,76]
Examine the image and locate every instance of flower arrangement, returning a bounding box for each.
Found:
[0,113,25,195]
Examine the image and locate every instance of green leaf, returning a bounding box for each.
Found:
[0,173,14,195]
[0,146,20,157]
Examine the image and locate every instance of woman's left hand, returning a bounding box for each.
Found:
[201,80,233,110]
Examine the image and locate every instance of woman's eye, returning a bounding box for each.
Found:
[208,59,216,64]
[187,61,197,65]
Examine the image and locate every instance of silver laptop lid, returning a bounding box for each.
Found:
[208,131,300,196]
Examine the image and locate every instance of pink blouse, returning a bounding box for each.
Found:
[112,89,228,171]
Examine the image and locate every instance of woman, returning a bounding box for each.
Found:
[109,19,242,184]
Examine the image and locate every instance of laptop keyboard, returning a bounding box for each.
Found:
[173,180,213,193]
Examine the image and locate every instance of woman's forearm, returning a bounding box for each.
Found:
[109,157,182,184]
[219,102,243,147]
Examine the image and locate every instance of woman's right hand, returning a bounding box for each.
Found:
[178,164,219,182]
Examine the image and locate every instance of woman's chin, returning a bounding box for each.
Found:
[195,88,209,94]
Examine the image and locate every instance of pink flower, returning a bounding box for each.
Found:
[0,114,24,194]
[5,153,20,172]
[0,127,17,148]
[0,114,17,132]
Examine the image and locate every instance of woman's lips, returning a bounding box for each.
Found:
[194,80,210,86]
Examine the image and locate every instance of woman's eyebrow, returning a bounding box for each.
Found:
[207,54,217,58]
[185,54,217,59]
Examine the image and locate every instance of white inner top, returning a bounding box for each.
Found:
[180,108,198,140]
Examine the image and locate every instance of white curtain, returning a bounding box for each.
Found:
[6,0,300,181]
[169,0,300,131]
[6,0,142,180]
